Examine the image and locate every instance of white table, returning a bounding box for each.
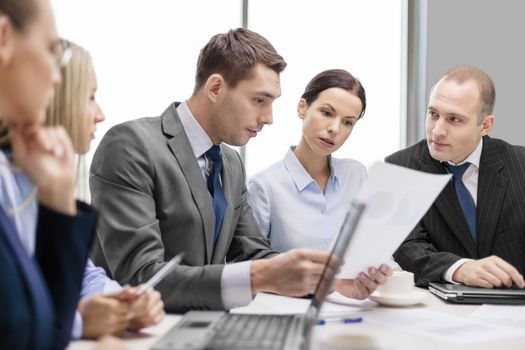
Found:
[68,290,525,350]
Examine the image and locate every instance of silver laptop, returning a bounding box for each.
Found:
[429,282,525,304]
[151,201,365,350]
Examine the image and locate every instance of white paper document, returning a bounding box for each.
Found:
[364,308,525,344]
[321,292,376,317]
[230,293,310,315]
[337,162,451,278]
[230,292,372,318]
[470,304,525,322]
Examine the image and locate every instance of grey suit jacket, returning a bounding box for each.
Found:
[386,136,525,286]
[90,102,276,312]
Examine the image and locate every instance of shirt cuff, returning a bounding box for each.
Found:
[221,261,253,310]
[71,310,83,339]
[443,258,474,283]
[103,279,123,294]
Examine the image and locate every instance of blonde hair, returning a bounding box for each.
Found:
[46,40,93,154]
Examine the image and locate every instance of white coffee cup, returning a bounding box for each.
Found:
[375,270,415,297]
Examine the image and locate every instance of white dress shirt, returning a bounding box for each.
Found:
[177,101,252,309]
[248,146,366,252]
[443,138,483,283]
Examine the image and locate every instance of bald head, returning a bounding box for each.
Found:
[430,66,495,123]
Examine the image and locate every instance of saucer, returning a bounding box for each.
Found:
[369,289,427,307]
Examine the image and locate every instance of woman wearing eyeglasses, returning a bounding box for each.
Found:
[248,69,393,299]
[45,40,165,339]
[0,0,97,349]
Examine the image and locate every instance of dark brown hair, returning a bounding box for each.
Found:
[193,28,286,93]
[301,69,367,119]
[0,0,37,30]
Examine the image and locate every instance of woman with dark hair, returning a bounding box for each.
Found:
[0,0,97,349]
[249,69,392,299]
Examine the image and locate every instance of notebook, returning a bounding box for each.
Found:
[151,200,365,350]
[429,282,525,305]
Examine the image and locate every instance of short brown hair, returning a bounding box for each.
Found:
[193,28,286,93]
[301,69,367,119]
[0,0,37,30]
[439,65,496,121]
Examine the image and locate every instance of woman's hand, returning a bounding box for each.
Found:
[333,264,393,300]
[10,123,77,215]
[127,287,165,331]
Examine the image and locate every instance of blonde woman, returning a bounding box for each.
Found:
[45,40,165,339]
[46,39,102,202]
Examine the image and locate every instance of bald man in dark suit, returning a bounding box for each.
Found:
[387,66,525,289]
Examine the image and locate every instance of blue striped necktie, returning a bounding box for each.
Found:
[206,145,228,249]
[446,162,476,242]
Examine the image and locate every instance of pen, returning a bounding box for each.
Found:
[316,317,363,325]
[136,252,185,295]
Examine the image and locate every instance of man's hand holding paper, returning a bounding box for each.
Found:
[336,162,451,279]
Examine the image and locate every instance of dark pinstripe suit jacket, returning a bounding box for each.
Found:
[386,136,525,286]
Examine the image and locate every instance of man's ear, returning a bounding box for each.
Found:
[480,114,495,136]
[297,98,308,120]
[0,15,15,67]
[204,74,225,103]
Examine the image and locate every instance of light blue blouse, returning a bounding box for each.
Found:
[0,149,38,255]
[248,147,367,253]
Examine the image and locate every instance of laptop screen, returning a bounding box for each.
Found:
[310,200,365,311]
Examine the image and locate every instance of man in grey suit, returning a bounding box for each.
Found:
[90,28,391,312]
[387,66,525,289]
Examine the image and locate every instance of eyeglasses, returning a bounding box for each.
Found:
[52,39,73,69]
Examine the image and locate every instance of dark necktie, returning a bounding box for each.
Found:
[446,162,476,242]
[206,145,228,248]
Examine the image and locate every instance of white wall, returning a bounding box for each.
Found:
[424,0,525,146]
[246,0,404,176]
[51,0,241,164]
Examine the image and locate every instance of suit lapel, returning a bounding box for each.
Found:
[476,137,506,257]
[420,149,478,257]
[162,104,215,263]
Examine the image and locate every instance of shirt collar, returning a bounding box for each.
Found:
[328,156,340,188]
[446,138,483,169]
[283,146,338,191]
[176,100,213,159]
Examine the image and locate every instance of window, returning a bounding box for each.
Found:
[51,0,241,162]
[245,0,404,176]
[51,0,403,183]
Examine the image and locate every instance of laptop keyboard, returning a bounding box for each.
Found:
[205,314,296,350]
